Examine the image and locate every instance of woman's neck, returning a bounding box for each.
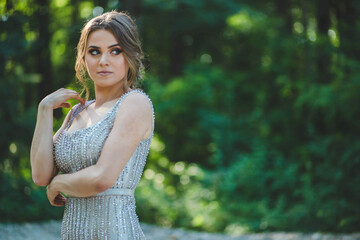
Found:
[93,84,130,108]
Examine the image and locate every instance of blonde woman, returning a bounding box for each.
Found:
[30,11,154,239]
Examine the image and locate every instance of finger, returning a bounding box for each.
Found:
[55,193,67,200]
[54,88,66,93]
[52,202,64,207]
[55,200,66,205]
[59,102,71,108]
[56,193,66,198]
[64,90,85,104]
[54,199,65,205]
[52,197,64,205]
[55,195,66,201]
[55,197,66,202]
[54,199,66,206]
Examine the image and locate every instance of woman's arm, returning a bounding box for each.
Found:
[30,103,57,186]
[47,93,153,203]
[30,88,84,186]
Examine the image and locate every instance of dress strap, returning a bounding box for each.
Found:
[110,89,155,132]
[65,100,95,130]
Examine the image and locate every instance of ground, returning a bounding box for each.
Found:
[0,221,359,240]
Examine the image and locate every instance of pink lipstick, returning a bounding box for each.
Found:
[98,71,112,76]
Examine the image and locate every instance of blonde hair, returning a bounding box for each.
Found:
[75,11,144,100]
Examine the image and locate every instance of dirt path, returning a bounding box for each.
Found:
[0,220,359,240]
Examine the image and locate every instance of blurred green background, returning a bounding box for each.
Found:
[1,0,360,235]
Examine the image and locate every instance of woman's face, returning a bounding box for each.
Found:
[85,29,128,89]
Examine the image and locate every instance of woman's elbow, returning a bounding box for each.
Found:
[32,175,50,186]
[94,177,114,193]
[32,171,51,186]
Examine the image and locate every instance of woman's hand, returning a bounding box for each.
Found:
[40,88,85,110]
[46,183,67,207]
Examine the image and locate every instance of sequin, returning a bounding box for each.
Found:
[53,90,154,240]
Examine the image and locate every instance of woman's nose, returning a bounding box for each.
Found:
[99,53,109,66]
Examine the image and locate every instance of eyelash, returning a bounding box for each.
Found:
[88,48,123,56]
[111,48,123,55]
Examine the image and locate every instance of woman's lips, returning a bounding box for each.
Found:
[98,71,113,76]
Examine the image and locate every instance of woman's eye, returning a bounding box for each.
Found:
[111,48,123,55]
[89,49,100,55]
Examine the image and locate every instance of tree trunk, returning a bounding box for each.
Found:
[169,31,184,76]
[118,0,142,18]
[71,0,80,23]
[335,0,360,60]
[275,0,293,33]
[36,0,52,102]
[316,0,331,84]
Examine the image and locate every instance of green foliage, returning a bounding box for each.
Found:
[0,172,63,222]
[140,60,360,232]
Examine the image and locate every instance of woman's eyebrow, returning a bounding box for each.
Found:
[108,43,121,48]
[87,43,121,49]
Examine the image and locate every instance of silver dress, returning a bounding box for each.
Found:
[53,90,154,240]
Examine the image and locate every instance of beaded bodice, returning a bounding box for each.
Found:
[53,89,154,192]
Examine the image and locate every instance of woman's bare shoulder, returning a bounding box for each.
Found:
[120,91,153,114]
[113,91,154,136]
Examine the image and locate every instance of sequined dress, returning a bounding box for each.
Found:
[53,90,153,240]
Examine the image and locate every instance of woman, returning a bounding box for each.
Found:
[30,11,154,239]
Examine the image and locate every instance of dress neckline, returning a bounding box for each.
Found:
[64,90,135,137]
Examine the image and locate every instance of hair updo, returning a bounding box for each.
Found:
[75,11,144,100]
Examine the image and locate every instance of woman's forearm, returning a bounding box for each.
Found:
[30,88,85,187]
[49,165,111,198]
[30,103,57,186]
